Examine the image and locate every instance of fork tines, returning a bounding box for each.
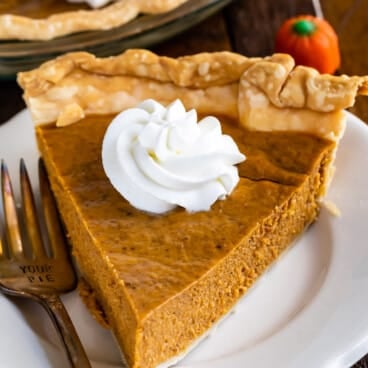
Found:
[0,159,67,261]
[1,159,23,258]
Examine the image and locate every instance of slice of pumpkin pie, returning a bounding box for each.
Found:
[17,50,368,368]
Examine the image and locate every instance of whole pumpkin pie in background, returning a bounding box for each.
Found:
[0,0,190,40]
[17,50,368,368]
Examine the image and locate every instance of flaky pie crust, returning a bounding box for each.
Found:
[0,0,189,40]
[18,49,368,142]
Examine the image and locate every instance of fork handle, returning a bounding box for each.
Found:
[39,294,92,368]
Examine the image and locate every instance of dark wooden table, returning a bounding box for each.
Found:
[1,1,367,367]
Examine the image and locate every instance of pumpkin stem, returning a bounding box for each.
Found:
[292,19,316,36]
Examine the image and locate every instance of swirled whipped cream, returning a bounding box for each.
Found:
[67,0,113,8]
[102,99,246,214]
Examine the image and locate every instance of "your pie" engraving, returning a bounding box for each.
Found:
[18,264,55,283]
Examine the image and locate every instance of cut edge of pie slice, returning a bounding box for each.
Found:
[0,0,190,40]
[18,50,368,368]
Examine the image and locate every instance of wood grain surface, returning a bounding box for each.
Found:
[321,0,368,123]
[0,0,367,366]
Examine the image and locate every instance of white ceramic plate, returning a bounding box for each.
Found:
[0,110,368,368]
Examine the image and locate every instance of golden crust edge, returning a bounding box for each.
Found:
[17,49,368,140]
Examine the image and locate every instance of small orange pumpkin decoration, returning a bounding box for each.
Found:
[275,15,340,74]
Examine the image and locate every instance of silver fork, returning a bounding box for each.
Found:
[0,159,91,368]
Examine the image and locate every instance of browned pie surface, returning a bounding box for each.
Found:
[0,0,89,18]
[37,115,331,313]
[36,114,334,367]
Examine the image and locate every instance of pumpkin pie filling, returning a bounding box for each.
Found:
[17,49,368,368]
[35,114,334,368]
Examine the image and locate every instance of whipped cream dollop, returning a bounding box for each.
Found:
[102,99,246,214]
[67,0,113,8]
